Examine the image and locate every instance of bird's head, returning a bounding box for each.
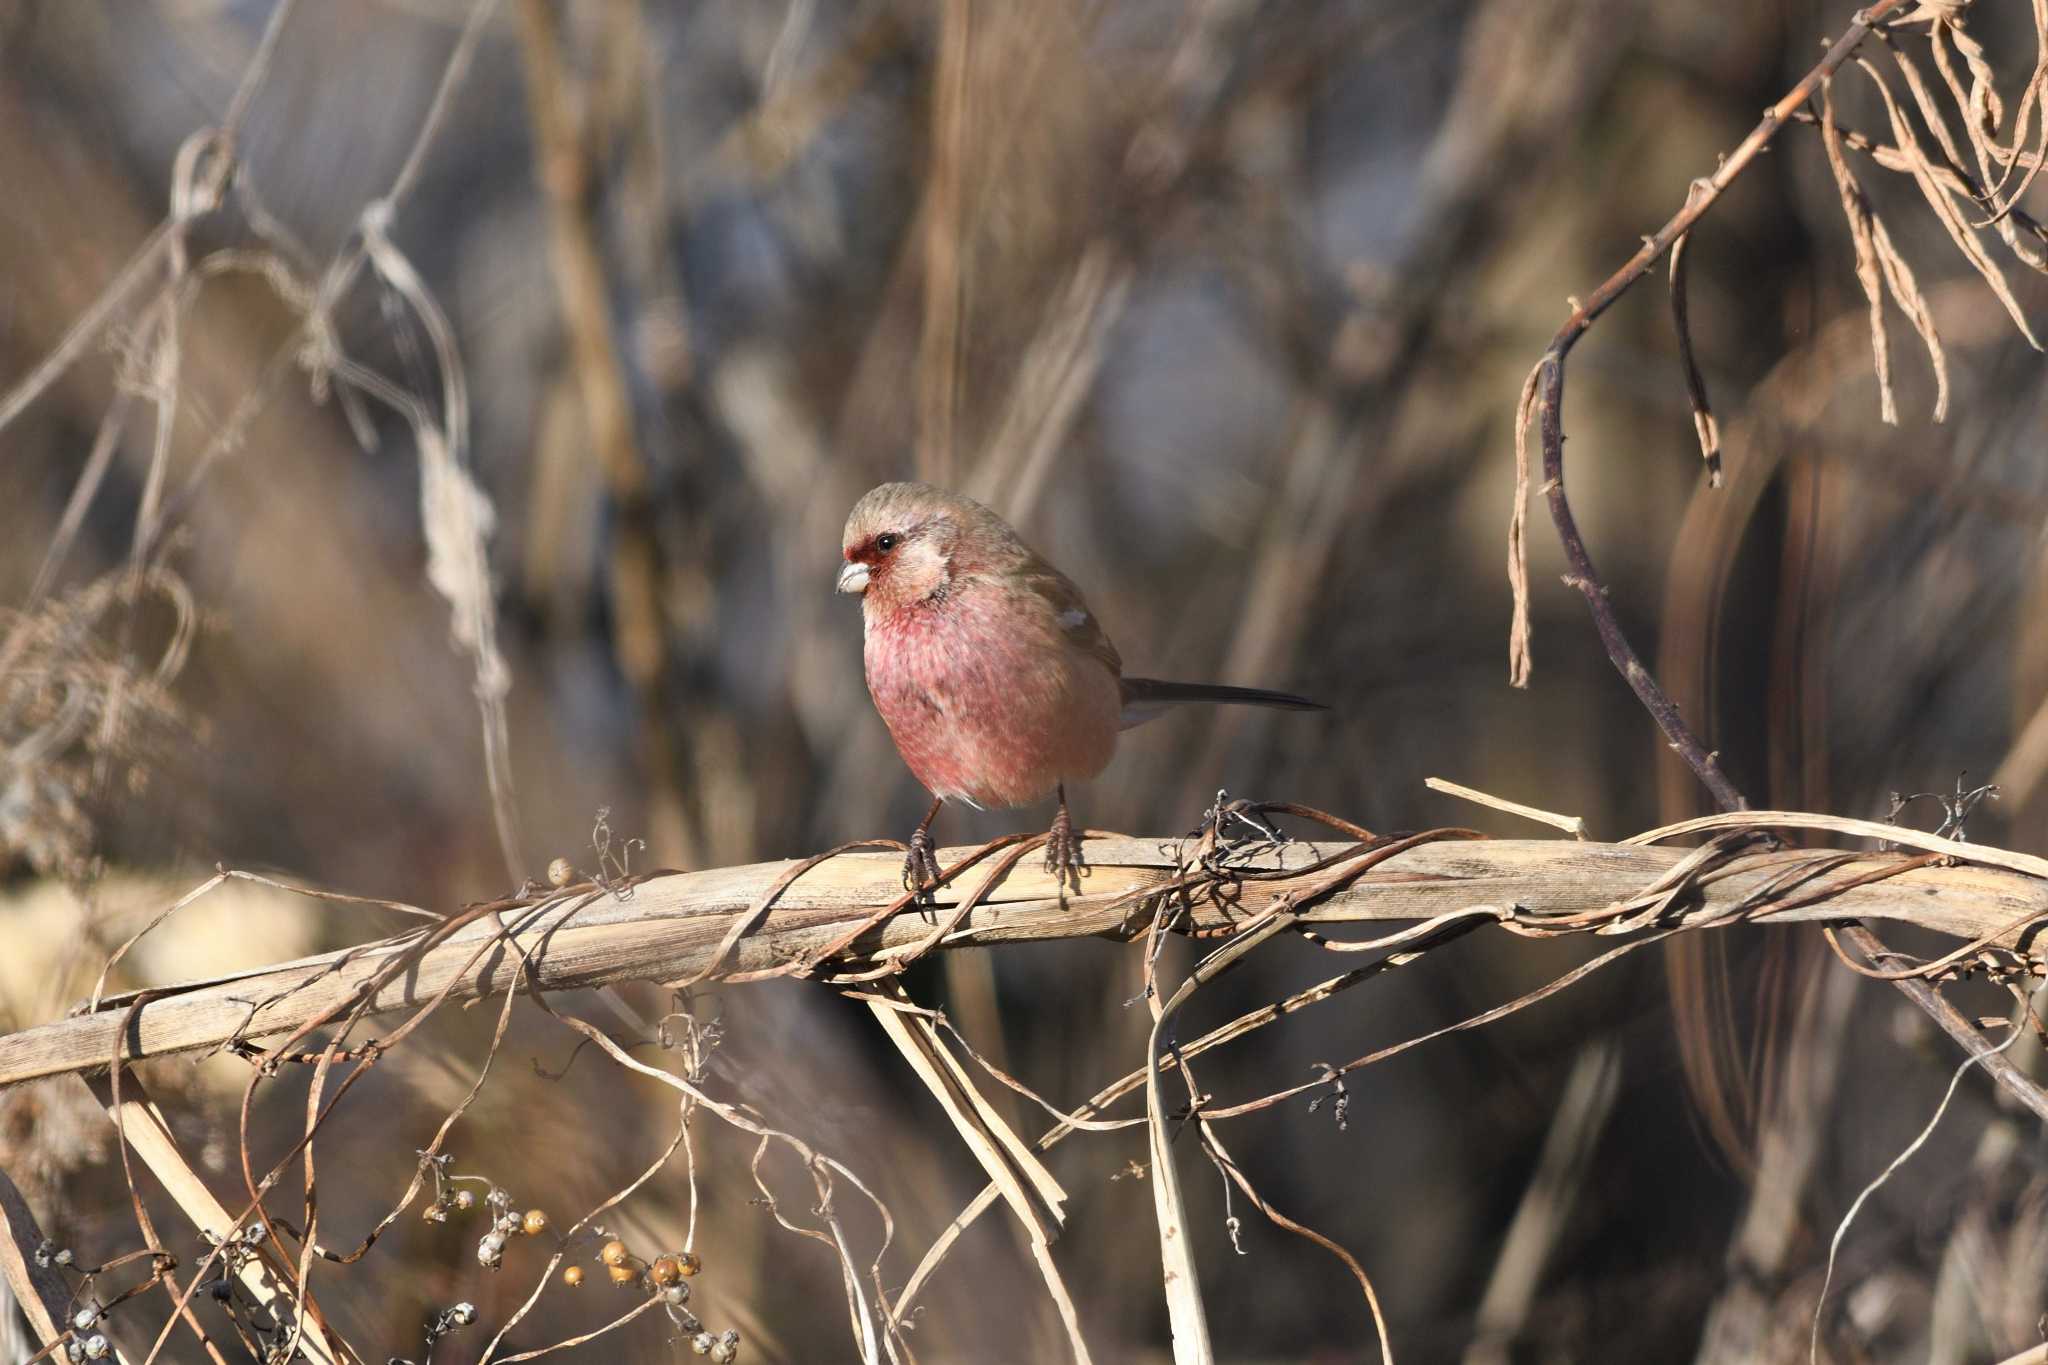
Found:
[838,481,1002,614]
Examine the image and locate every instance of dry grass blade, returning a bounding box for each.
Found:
[916,0,972,486]
[0,220,177,437]
[1994,685,2048,807]
[970,244,1132,525]
[1853,55,2042,350]
[0,1163,88,1356]
[1821,77,1903,423]
[81,1072,341,1365]
[1426,777,1588,837]
[1869,211,1951,419]
[1464,1040,1620,1365]
[1506,359,1543,686]
[862,992,1066,1240]
[1922,15,2048,245]
[1145,1006,1213,1365]
[899,998,1069,1227]
[1143,910,1304,1364]
[1666,198,1724,484]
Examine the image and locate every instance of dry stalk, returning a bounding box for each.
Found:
[6,798,2047,1360]
[6,821,2048,1091]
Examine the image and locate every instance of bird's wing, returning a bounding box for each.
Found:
[1014,556,1123,680]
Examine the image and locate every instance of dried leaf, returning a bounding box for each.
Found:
[1820,78,1900,423]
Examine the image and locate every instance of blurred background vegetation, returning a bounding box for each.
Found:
[3,0,2048,1360]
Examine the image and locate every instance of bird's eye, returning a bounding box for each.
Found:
[876,533,899,553]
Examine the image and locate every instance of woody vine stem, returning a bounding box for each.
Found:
[1512,0,2048,1123]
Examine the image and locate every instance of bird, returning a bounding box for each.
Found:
[836,481,1326,893]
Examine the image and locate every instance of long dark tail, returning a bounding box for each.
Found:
[1118,676,1328,729]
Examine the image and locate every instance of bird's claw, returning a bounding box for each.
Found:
[1044,808,1085,894]
[903,827,942,898]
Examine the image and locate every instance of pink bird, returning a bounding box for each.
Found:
[837,482,1326,892]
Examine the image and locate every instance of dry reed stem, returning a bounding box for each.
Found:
[80,1071,342,1365]
[13,808,2045,1360]
[0,1164,108,1359]
[514,0,701,870]
[1463,1040,1620,1365]
[6,827,2047,1091]
[916,0,973,487]
[864,988,1094,1364]
[1142,909,1302,1364]
[1426,776,1588,838]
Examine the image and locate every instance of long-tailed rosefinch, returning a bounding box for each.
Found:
[837,481,1325,891]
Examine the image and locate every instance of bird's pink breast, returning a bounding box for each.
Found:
[864,585,1120,809]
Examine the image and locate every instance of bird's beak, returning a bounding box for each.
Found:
[836,560,871,595]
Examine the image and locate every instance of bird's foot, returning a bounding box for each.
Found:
[1044,804,1085,894]
[903,825,942,898]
